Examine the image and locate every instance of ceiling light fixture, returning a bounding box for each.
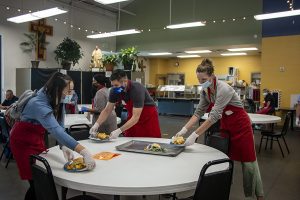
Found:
[87,29,141,38]
[177,55,201,58]
[94,0,129,5]
[166,21,205,29]
[7,7,67,23]
[221,52,247,56]
[185,50,212,54]
[148,52,172,56]
[228,47,258,51]
[254,9,300,20]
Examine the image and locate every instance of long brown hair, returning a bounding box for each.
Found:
[44,72,72,121]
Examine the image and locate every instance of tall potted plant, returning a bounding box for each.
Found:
[119,47,138,71]
[20,33,48,68]
[103,54,118,71]
[54,37,83,70]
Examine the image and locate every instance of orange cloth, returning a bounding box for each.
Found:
[93,152,120,160]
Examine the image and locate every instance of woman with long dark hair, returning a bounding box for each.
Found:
[10,72,96,200]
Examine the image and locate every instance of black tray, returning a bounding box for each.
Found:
[115,140,185,157]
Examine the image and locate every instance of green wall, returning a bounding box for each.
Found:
[117,0,262,51]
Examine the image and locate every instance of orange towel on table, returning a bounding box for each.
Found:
[93,152,120,160]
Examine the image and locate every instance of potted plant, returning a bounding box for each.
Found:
[103,54,119,71]
[20,33,48,68]
[54,37,83,70]
[118,47,138,71]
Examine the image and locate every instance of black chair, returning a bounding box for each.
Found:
[30,154,100,200]
[205,132,229,155]
[204,120,230,155]
[0,116,13,168]
[258,112,291,158]
[68,124,90,141]
[180,159,234,200]
[246,98,256,113]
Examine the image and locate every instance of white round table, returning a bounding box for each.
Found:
[40,137,228,196]
[64,114,92,129]
[202,113,281,124]
[247,113,281,124]
[64,114,121,129]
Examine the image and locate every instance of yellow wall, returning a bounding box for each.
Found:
[261,35,300,108]
[149,55,261,85]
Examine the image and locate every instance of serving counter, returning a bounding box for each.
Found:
[157,97,199,116]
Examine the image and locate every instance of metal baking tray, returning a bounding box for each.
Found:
[115,140,185,157]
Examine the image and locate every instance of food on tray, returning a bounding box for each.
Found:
[96,132,109,140]
[144,143,166,152]
[171,136,185,145]
[66,157,86,170]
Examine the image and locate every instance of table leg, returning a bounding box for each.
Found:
[114,195,120,200]
[61,186,68,200]
[291,111,294,130]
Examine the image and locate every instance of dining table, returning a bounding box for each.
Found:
[201,113,281,124]
[40,137,229,200]
[64,114,121,129]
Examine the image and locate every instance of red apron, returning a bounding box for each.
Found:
[121,81,161,138]
[10,121,47,180]
[256,102,272,114]
[65,104,75,114]
[207,78,256,162]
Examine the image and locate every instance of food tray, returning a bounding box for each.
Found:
[115,140,185,157]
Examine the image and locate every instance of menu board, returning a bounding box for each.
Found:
[159,85,185,92]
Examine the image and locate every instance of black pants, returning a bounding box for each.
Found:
[25,180,36,200]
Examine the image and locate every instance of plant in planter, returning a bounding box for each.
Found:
[54,37,83,70]
[20,33,49,68]
[102,54,119,71]
[118,46,138,71]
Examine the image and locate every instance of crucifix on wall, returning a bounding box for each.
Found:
[30,19,53,60]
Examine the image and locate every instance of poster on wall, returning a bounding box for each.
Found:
[290,94,300,108]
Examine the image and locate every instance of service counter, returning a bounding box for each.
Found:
[157,97,199,116]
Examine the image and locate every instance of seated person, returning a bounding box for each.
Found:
[257,89,275,115]
[296,95,300,127]
[0,90,19,110]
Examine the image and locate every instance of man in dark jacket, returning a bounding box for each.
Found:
[257,89,275,115]
[0,90,19,110]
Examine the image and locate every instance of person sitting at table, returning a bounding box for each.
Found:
[81,74,117,133]
[256,88,275,115]
[0,89,19,110]
[64,80,79,114]
[89,69,161,138]
[175,58,264,200]
[10,72,96,200]
[296,95,300,127]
